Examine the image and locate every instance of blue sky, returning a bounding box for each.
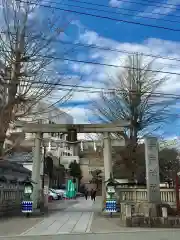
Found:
[26,0,180,139]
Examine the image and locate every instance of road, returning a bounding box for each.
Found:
[1,231,180,240]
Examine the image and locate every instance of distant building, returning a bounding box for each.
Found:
[5,101,77,188]
[6,101,74,159]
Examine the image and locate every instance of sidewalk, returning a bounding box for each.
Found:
[0,199,76,237]
[21,197,102,236]
[0,215,43,237]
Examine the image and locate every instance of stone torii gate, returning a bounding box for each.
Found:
[21,122,129,209]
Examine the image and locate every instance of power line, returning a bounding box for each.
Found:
[18,0,180,32]
[110,0,180,10]
[48,40,180,63]
[2,34,180,64]
[2,46,180,77]
[65,0,180,19]
[70,0,180,11]
[23,54,180,77]
[2,79,180,99]
[34,0,180,24]
[2,51,180,77]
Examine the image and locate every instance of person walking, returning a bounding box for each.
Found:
[90,189,94,201]
[92,189,96,201]
[84,189,88,200]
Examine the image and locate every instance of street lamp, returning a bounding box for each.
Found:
[105,173,117,199]
[21,180,34,217]
[104,173,118,217]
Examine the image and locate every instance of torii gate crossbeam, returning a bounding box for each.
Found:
[19,122,128,133]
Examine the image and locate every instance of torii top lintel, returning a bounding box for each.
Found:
[21,122,130,133]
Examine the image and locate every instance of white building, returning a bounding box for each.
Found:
[6,101,80,169]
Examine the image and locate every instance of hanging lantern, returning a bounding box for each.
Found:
[67,129,77,142]
[94,141,97,152]
[48,141,51,152]
[80,141,84,151]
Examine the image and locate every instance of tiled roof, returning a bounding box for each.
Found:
[5,152,33,163]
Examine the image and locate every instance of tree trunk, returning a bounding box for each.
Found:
[0,140,4,157]
[0,106,16,157]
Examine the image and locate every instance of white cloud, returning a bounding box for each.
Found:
[139,0,180,18]
[109,0,122,7]
[59,28,180,124]
[59,106,91,124]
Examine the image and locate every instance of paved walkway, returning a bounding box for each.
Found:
[21,197,101,236]
[0,199,76,237]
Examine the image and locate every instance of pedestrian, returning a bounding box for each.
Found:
[92,189,96,201]
[84,189,88,200]
[90,189,94,201]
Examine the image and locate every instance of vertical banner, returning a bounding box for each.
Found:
[145,137,161,203]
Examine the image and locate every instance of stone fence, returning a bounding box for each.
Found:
[116,188,180,227]
[117,188,180,208]
[117,188,178,208]
[0,185,24,216]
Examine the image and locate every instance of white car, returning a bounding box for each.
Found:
[50,188,65,199]
[53,189,66,198]
[48,189,58,200]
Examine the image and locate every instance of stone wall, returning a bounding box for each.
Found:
[123,216,180,228]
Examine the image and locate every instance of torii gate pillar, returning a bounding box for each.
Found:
[32,132,42,209]
[103,132,112,181]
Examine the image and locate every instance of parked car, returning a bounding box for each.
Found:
[52,189,66,198]
[48,189,58,200]
[50,188,64,200]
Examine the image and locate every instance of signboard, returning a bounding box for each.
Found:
[21,201,33,213]
[44,186,49,195]
[105,200,117,212]
[145,137,161,203]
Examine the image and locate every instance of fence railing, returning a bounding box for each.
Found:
[117,188,178,208]
[0,185,24,216]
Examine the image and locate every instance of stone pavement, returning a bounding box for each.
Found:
[0,199,77,237]
[20,197,101,236]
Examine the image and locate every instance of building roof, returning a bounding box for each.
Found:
[0,158,31,173]
[31,101,73,124]
[0,159,31,183]
[5,152,33,163]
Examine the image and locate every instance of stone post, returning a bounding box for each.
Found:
[32,132,42,209]
[103,132,112,181]
[125,204,132,218]
[145,137,161,217]
[145,137,161,204]
[162,207,168,218]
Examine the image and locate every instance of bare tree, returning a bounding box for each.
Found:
[90,54,177,179]
[90,169,102,190]
[0,0,74,155]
